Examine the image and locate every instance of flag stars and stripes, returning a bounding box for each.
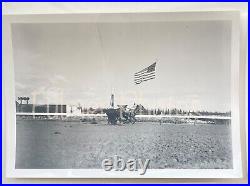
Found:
[134,62,157,84]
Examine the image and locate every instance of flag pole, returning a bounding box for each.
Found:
[110,87,115,108]
[95,23,116,110]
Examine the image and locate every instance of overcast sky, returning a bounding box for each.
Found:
[12,21,231,112]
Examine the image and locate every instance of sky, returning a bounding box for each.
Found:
[12,21,231,112]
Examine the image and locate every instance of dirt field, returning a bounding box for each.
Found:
[16,120,232,169]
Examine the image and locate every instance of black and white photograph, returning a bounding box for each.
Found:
[3,9,245,179]
[13,18,233,169]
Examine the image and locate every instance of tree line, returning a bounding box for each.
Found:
[79,107,231,116]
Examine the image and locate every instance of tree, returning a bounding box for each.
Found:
[150,110,154,115]
[156,109,161,115]
[77,103,83,113]
[83,107,88,114]
[170,108,177,115]
[179,109,182,115]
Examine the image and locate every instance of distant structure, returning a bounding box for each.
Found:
[16,97,66,114]
[110,94,114,108]
[67,105,81,115]
[18,97,30,104]
[16,103,66,113]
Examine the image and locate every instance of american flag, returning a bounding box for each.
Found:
[134,62,157,84]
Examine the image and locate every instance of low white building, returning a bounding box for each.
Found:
[66,105,81,116]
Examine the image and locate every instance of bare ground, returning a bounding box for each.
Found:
[16,120,232,169]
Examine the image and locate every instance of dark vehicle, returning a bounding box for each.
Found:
[104,104,145,125]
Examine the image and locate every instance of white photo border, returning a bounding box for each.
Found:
[3,11,242,178]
